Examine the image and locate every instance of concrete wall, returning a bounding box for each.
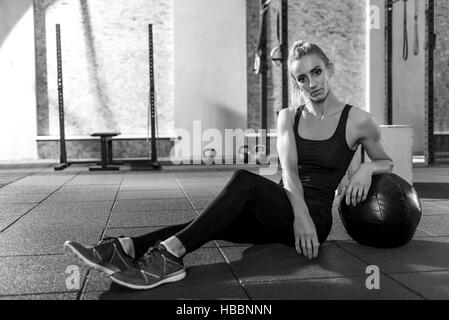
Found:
[369,0,426,154]
[1,0,431,161]
[246,0,425,155]
[247,0,367,132]
[0,0,37,160]
[392,0,425,154]
[1,0,247,161]
[173,0,247,161]
[288,0,366,108]
[369,0,385,124]
[246,0,263,130]
[434,0,449,132]
[35,0,175,138]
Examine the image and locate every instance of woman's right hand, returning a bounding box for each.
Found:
[293,209,320,260]
[276,108,320,260]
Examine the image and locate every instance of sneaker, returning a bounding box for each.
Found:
[110,241,186,290]
[63,237,134,276]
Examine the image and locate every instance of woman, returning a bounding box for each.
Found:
[64,41,393,290]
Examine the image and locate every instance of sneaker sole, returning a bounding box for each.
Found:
[63,241,116,276]
[110,269,187,290]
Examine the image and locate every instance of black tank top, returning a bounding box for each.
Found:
[280,104,357,208]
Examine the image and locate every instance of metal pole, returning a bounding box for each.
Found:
[281,0,288,109]
[56,24,67,166]
[425,0,435,164]
[385,0,393,125]
[148,24,160,169]
[261,0,268,131]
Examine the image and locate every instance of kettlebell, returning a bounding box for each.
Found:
[254,145,268,165]
[202,148,216,165]
[238,145,250,164]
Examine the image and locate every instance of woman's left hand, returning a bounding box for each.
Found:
[343,164,372,206]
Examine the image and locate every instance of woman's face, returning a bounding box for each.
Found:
[290,54,333,103]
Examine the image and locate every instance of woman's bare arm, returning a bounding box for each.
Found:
[276,108,307,213]
[277,108,320,259]
[345,110,394,206]
[357,112,394,174]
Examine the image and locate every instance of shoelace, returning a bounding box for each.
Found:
[92,236,124,249]
[97,237,117,246]
[136,246,160,269]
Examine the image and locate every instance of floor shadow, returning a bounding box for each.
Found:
[78,0,117,131]
[414,183,449,200]
[0,0,32,47]
[92,239,449,299]
[123,160,165,171]
[34,0,62,135]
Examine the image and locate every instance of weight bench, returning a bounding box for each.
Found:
[89,132,122,171]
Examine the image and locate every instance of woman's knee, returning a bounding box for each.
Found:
[232,169,251,177]
[230,169,257,186]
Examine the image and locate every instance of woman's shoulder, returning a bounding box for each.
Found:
[277,106,301,128]
[347,105,376,127]
[278,106,301,118]
[347,105,381,139]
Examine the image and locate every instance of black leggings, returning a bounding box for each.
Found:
[131,169,332,258]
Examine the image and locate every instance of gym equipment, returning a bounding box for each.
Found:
[238,145,250,164]
[270,0,289,111]
[385,0,393,125]
[425,0,435,164]
[53,24,161,170]
[281,0,288,110]
[54,24,70,171]
[254,0,289,129]
[402,0,408,61]
[89,132,121,171]
[237,144,270,165]
[202,148,216,165]
[147,24,161,170]
[253,0,271,75]
[413,0,419,56]
[385,0,436,165]
[54,24,90,171]
[338,173,422,248]
[254,145,268,165]
[269,7,282,67]
[254,0,270,131]
[386,0,411,124]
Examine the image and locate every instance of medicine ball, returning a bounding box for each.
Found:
[338,173,422,248]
